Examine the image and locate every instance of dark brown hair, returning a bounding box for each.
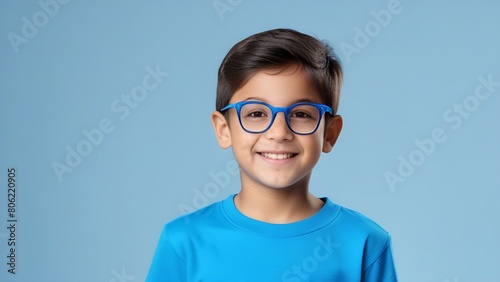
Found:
[216,28,343,114]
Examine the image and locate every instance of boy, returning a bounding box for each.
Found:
[147,28,397,281]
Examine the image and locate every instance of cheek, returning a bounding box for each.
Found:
[229,126,258,150]
[300,135,324,156]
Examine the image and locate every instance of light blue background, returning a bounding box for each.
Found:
[1,0,499,281]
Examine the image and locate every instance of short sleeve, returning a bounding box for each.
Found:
[146,225,186,282]
[362,239,398,282]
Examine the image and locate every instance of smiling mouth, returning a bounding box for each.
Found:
[259,152,297,160]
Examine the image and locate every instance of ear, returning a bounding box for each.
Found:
[211,111,232,149]
[322,115,343,153]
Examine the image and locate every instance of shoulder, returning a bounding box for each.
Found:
[161,199,225,242]
[331,204,395,271]
[334,204,392,245]
[337,206,389,230]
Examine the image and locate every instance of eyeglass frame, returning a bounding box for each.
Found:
[220,100,333,135]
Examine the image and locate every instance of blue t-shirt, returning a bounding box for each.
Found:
[147,194,397,281]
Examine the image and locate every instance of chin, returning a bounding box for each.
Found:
[258,178,306,190]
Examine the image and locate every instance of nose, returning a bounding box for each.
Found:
[264,112,294,141]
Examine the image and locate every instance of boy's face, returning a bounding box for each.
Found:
[212,65,342,190]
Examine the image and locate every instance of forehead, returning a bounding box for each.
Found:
[230,65,322,105]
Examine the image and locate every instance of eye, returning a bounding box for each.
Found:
[247,111,267,118]
[290,111,313,119]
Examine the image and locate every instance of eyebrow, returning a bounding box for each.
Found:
[243,97,319,104]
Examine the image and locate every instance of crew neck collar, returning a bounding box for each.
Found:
[220,194,341,238]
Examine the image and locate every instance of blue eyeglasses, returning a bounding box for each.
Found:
[221,101,333,135]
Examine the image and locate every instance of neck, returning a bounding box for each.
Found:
[234,177,324,224]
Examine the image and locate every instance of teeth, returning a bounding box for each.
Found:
[261,153,294,160]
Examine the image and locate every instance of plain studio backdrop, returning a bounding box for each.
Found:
[1,1,499,281]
